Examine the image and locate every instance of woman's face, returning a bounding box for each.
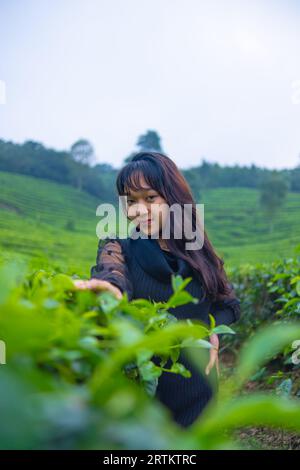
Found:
[125,174,169,237]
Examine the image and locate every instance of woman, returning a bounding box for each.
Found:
[74,152,241,428]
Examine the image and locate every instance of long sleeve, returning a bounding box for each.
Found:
[209,282,241,327]
[90,238,134,301]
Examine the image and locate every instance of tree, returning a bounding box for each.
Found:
[123,130,163,164]
[259,172,289,233]
[137,130,162,152]
[93,163,114,174]
[70,139,94,165]
[70,139,95,191]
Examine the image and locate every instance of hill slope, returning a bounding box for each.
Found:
[0,171,299,274]
[0,171,101,275]
[201,188,300,267]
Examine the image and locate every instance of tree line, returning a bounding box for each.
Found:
[0,130,299,204]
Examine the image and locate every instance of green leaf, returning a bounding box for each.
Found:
[112,319,144,346]
[181,337,213,349]
[139,361,162,381]
[211,325,236,335]
[169,362,192,378]
[98,291,120,313]
[169,346,180,363]
[208,314,216,330]
[193,393,300,444]
[52,273,75,291]
[166,291,199,309]
[233,322,300,390]
[136,349,153,366]
[171,274,193,293]
[142,377,158,397]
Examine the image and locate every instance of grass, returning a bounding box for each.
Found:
[200,187,300,269]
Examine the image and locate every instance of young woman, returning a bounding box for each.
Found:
[74,152,241,428]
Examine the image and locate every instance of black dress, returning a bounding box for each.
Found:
[161,249,179,271]
[90,234,241,428]
[153,248,219,427]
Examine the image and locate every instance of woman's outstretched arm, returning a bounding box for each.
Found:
[73,238,133,301]
[89,238,134,300]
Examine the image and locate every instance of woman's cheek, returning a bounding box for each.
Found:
[160,207,170,230]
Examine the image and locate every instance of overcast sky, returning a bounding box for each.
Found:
[1,0,300,170]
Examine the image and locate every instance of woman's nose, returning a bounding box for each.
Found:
[127,202,149,219]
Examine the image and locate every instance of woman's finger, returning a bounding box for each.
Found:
[205,341,220,375]
[87,280,123,299]
[205,351,214,375]
[206,351,220,377]
[205,332,220,376]
[73,279,108,290]
[72,279,122,299]
[73,280,88,289]
[105,284,123,300]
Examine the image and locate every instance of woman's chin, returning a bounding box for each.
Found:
[139,223,159,237]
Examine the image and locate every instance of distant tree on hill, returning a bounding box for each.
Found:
[137,130,162,152]
[93,163,114,173]
[259,172,289,233]
[1,138,299,201]
[123,130,163,164]
[70,139,95,190]
[70,139,94,165]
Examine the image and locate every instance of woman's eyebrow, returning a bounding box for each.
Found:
[126,187,154,197]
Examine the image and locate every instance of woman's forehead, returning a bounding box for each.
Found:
[125,185,153,196]
[124,173,154,195]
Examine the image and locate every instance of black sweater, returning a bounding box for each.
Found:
[90,233,241,428]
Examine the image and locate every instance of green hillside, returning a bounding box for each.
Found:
[0,171,299,274]
[0,171,101,276]
[201,188,300,267]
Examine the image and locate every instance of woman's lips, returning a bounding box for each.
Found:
[140,218,153,225]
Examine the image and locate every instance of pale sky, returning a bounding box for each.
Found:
[1,0,300,169]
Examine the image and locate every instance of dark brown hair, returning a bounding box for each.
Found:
[116,151,234,302]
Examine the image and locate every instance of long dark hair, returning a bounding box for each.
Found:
[116,151,234,302]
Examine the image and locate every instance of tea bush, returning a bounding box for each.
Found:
[1,258,300,449]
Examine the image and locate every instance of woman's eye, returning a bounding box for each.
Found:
[127,196,156,204]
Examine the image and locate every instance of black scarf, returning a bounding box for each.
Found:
[128,235,193,284]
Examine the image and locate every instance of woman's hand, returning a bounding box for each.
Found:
[72,279,123,300]
[205,333,220,377]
